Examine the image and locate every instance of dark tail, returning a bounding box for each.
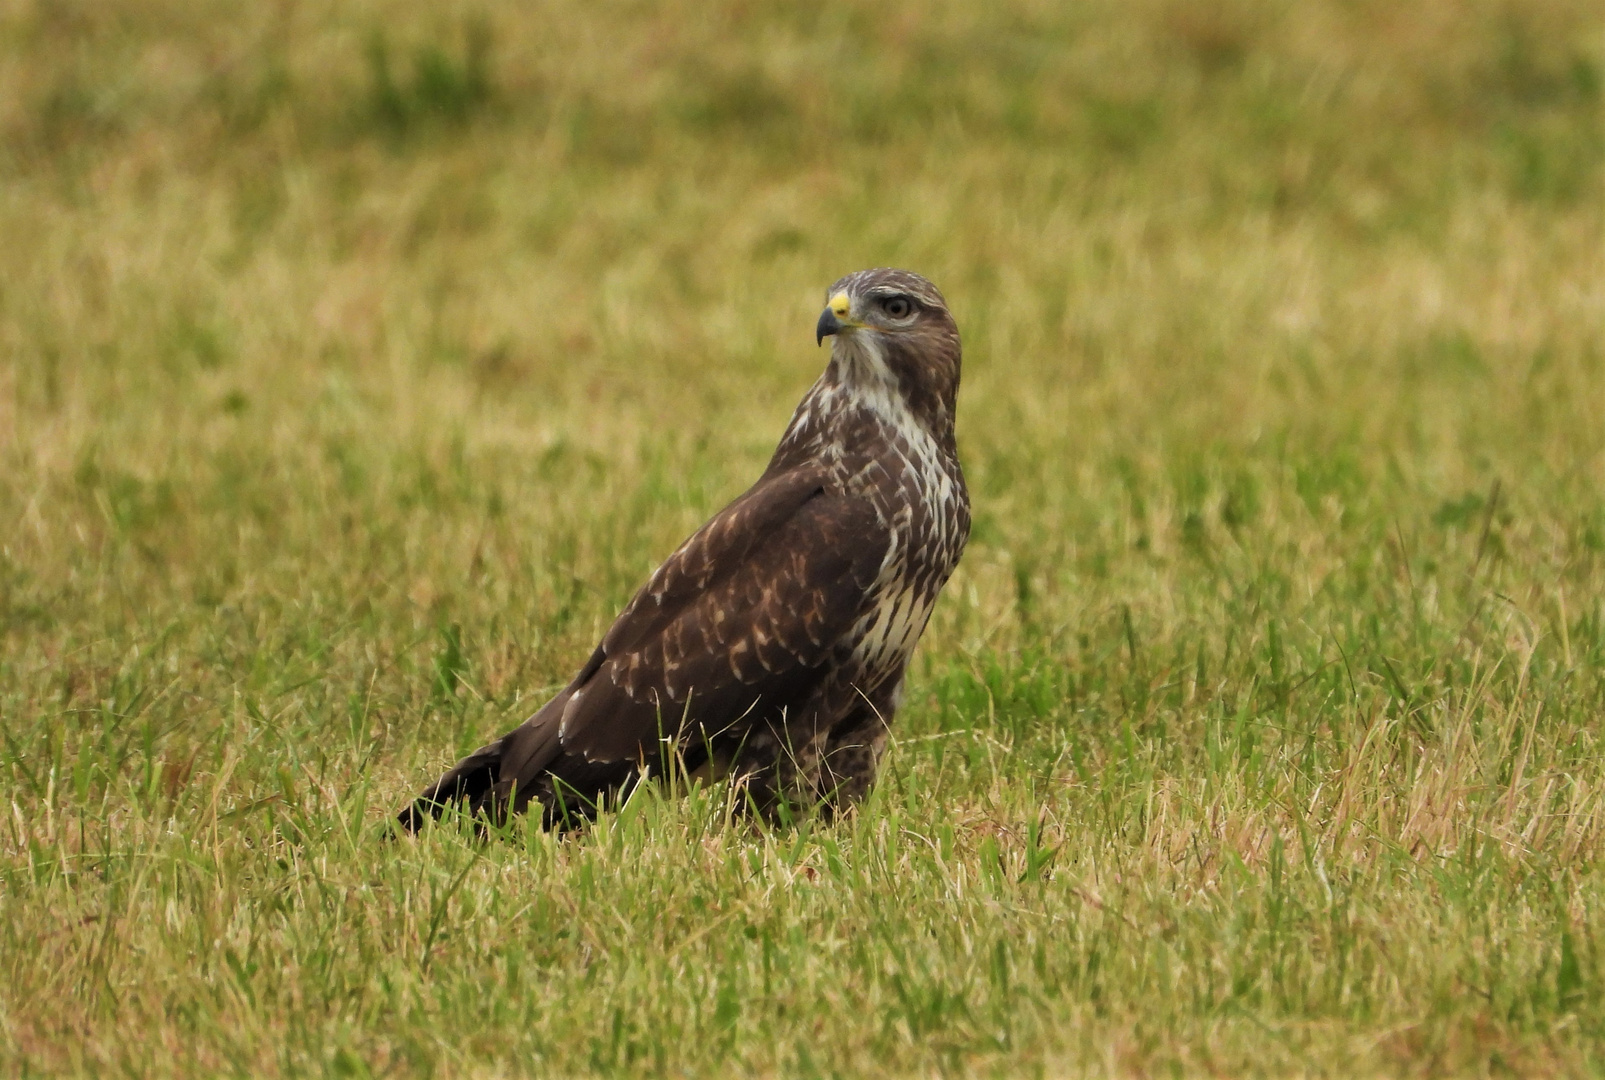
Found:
[397,695,570,833]
[395,740,506,832]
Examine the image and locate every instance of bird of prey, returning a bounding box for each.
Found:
[398,268,970,831]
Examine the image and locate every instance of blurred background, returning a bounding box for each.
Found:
[2,0,1603,754]
[1,0,1602,777]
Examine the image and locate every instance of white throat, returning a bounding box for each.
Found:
[832,332,916,432]
[825,332,949,482]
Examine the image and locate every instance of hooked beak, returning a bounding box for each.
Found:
[815,290,854,347]
[815,308,842,346]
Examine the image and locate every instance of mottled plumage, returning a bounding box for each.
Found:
[399,269,970,831]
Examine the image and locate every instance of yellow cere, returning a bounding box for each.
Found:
[829,291,853,321]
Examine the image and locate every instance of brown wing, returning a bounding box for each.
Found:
[495,462,890,789]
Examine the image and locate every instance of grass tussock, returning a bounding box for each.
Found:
[3,0,1605,1075]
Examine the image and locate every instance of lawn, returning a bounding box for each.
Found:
[3,0,1605,1075]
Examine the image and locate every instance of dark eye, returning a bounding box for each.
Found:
[881,295,914,319]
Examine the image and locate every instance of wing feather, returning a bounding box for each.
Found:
[425,461,893,815]
[552,464,888,764]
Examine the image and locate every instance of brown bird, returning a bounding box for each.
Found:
[398,269,970,831]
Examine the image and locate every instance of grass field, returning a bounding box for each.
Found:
[3,0,1605,1075]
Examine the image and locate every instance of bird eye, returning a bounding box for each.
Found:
[881,295,914,319]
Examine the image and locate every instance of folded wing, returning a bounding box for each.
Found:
[402,462,891,826]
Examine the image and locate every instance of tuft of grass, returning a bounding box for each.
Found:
[363,21,496,142]
[1,0,1604,1075]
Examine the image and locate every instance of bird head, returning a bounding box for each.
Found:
[814,268,962,432]
[815,268,953,347]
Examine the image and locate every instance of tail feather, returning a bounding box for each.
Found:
[396,740,505,832]
[397,694,571,832]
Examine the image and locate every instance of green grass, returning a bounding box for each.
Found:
[3,0,1605,1074]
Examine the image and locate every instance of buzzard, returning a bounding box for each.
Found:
[398,268,970,830]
